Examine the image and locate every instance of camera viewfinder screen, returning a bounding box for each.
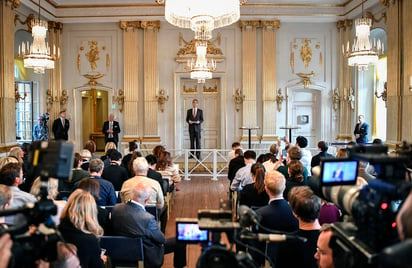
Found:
[321,159,358,186]
[176,222,209,243]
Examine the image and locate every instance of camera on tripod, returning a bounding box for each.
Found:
[310,143,412,267]
[0,141,74,266]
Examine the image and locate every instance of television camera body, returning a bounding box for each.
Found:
[0,141,74,266]
[311,143,412,267]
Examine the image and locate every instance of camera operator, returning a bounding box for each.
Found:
[314,224,335,268]
[396,189,412,241]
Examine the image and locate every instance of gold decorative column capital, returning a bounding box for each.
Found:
[140,21,160,31]
[344,19,353,29]
[381,0,395,7]
[6,0,20,9]
[337,20,345,30]
[48,21,63,33]
[261,20,280,30]
[239,20,260,31]
[120,21,140,31]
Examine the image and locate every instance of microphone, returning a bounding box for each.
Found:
[238,205,261,227]
[240,233,307,243]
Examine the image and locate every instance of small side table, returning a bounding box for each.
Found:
[279,126,300,142]
[240,127,260,149]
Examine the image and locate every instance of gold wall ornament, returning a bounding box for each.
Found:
[300,39,312,70]
[233,88,245,112]
[60,89,69,107]
[77,54,81,73]
[366,11,387,24]
[375,82,388,107]
[290,52,294,73]
[119,21,140,30]
[86,41,100,71]
[140,21,161,30]
[14,13,34,30]
[113,89,125,112]
[46,89,59,113]
[6,0,20,9]
[344,87,355,111]
[276,88,285,112]
[82,73,105,90]
[332,88,340,111]
[319,52,323,69]
[177,32,223,56]
[14,84,26,103]
[239,20,260,31]
[106,53,110,72]
[296,71,315,89]
[156,89,169,112]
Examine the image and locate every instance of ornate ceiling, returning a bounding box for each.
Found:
[18,0,383,23]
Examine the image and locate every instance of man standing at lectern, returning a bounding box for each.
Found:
[186,99,203,159]
[102,113,121,148]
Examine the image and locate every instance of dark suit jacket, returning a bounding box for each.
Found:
[101,163,129,191]
[256,199,298,232]
[238,183,269,208]
[186,108,203,133]
[52,118,69,140]
[310,151,334,169]
[147,168,167,195]
[228,156,245,183]
[354,122,369,143]
[102,120,121,144]
[111,202,165,267]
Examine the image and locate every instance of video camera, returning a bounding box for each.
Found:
[310,143,412,267]
[0,141,74,266]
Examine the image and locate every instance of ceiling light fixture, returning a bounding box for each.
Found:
[19,0,57,74]
[187,41,216,84]
[342,0,383,71]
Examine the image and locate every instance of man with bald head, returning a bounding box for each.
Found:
[102,113,120,147]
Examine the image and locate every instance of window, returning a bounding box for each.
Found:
[15,82,33,141]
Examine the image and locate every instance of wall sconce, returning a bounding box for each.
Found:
[375,82,387,107]
[156,89,169,112]
[332,88,340,111]
[60,89,69,108]
[276,88,285,112]
[233,88,245,112]
[113,89,125,112]
[15,84,27,103]
[46,89,59,112]
[344,87,355,111]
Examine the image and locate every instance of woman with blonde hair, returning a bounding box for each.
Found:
[58,189,104,267]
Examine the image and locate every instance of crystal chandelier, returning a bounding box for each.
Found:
[342,1,383,71]
[187,41,216,84]
[19,0,56,74]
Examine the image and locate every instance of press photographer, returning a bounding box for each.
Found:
[309,143,412,268]
[33,113,50,142]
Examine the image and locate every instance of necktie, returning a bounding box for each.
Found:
[109,122,113,138]
[61,118,65,127]
[193,109,196,118]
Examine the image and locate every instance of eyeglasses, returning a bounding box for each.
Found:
[316,247,328,256]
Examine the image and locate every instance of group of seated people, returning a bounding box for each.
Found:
[0,140,186,268]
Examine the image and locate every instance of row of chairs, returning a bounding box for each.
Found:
[100,236,144,268]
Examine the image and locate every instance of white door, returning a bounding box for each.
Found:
[288,89,321,148]
[182,78,221,150]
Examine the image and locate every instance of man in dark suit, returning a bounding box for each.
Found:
[52,110,69,141]
[186,99,203,159]
[102,113,121,147]
[111,181,187,268]
[354,114,369,144]
[310,141,334,173]
[101,150,129,191]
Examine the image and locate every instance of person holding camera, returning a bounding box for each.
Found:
[314,224,335,268]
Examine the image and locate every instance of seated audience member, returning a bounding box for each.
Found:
[285,136,312,175]
[78,178,111,234]
[238,163,269,208]
[87,159,116,206]
[156,151,181,190]
[70,152,90,186]
[80,149,92,171]
[228,149,245,197]
[145,154,167,195]
[0,163,37,225]
[227,141,242,165]
[58,189,105,267]
[311,141,334,173]
[152,145,166,160]
[112,182,186,268]
[263,143,280,172]
[276,186,321,268]
[122,140,139,170]
[314,224,336,268]
[101,150,129,191]
[284,160,307,200]
[336,148,347,158]
[121,157,167,233]
[0,157,18,170]
[84,140,99,159]
[100,142,117,164]
[319,199,341,225]
[277,146,309,181]
[30,177,66,225]
[0,185,12,224]
[126,151,143,178]
[256,153,270,164]
[230,150,257,192]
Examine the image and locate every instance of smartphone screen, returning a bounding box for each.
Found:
[282,149,287,158]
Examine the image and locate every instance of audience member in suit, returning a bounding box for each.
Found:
[87,159,117,206]
[102,113,121,148]
[0,162,37,225]
[284,160,307,201]
[70,152,90,187]
[146,154,167,195]
[228,149,245,184]
[58,189,105,267]
[251,170,298,265]
[52,110,69,141]
[186,99,204,159]
[239,163,269,208]
[311,141,334,173]
[227,141,242,165]
[101,150,129,191]
[78,178,112,235]
[80,149,92,171]
[112,181,186,268]
[276,186,321,268]
[277,146,309,181]
[126,151,142,178]
[122,140,139,170]
[100,142,117,165]
[230,150,256,192]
